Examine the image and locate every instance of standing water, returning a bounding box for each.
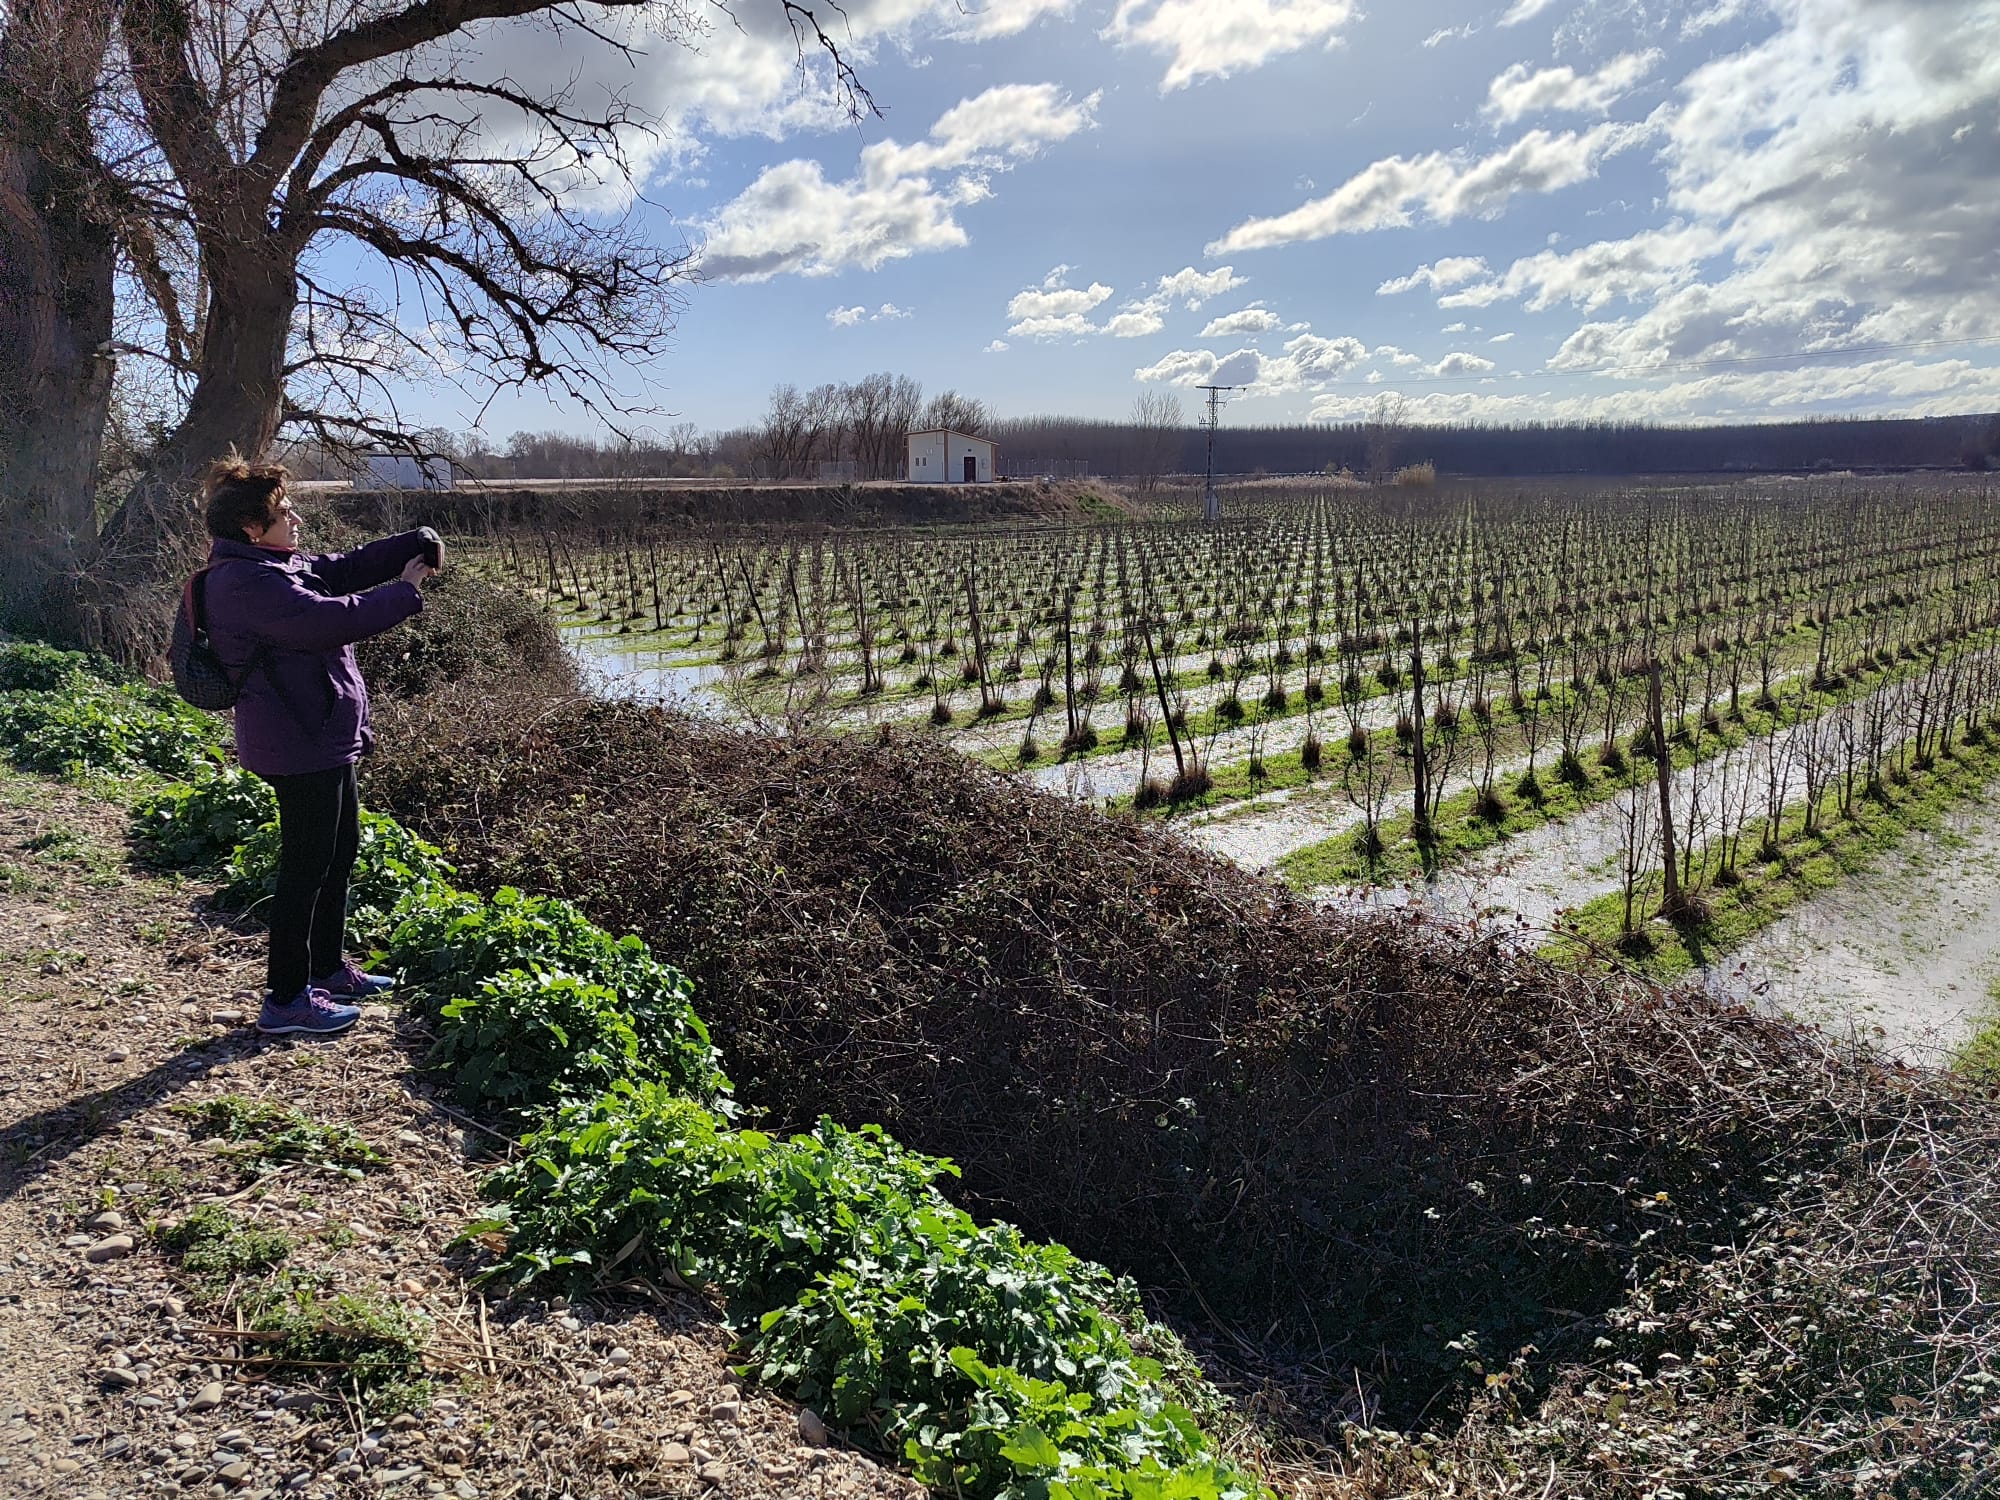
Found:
[1703,781,2000,1066]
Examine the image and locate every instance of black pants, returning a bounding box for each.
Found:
[261,764,360,999]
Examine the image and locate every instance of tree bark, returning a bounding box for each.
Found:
[0,0,119,635]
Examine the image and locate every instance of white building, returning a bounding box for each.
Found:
[355,452,454,491]
[907,428,997,483]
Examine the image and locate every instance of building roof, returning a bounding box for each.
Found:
[906,428,996,443]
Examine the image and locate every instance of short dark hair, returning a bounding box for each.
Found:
[202,456,289,540]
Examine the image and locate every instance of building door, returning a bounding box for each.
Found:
[963,455,977,483]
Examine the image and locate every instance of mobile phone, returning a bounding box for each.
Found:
[419,527,443,569]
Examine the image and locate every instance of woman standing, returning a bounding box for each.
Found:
[197,458,437,1036]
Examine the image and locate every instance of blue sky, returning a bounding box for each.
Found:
[408,0,2000,438]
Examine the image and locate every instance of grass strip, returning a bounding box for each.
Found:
[1548,731,2000,980]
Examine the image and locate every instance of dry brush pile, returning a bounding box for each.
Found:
[364,677,2000,1493]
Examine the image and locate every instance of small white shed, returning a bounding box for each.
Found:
[907,429,997,484]
[355,452,453,491]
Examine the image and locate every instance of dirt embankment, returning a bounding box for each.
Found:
[329,479,1139,534]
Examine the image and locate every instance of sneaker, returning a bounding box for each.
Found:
[256,986,362,1036]
[313,960,396,999]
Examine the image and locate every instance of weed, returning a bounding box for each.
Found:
[157,1204,293,1281]
[173,1095,386,1179]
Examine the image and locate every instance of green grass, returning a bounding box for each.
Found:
[1550,733,2000,980]
[1954,977,2000,1080]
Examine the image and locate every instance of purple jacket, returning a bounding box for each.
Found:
[201,533,428,778]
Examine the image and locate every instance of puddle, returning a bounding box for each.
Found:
[1704,783,2000,1064]
[566,627,730,715]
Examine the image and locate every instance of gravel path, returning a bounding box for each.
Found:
[0,769,919,1500]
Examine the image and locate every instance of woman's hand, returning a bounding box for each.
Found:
[400,555,437,588]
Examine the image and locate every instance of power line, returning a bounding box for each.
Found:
[1310,332,2000,389]
[1195,383,1240,520]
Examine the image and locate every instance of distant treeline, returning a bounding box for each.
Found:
[987,411,2000,479]
[284,409,2000,484]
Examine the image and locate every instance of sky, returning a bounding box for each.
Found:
[394,0,2000,438]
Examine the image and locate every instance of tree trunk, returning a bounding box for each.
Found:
[94,250,296,662]
[1648,656,1685,918]
[0,0,119,637]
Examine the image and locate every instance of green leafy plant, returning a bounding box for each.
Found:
[471,1084,1266,1500]
[132,768,277,867]
[382,885,727,1106]
[173,1094,385,1179]
[435,970,655,1114]
[0,641,124,692]
[157,1203,294,1280]
[222,811,455,947]
[0,685,221,778]
[246,1285,432,1416]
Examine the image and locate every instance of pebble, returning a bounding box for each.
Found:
[606,1347,631,1366]
[797,1409,829,1446]
[106,1048,130,1063]
[164,1297,186,1317]
[62,1234,92,1249]
[98,1368,141,1390]
[216,1458,251,1482]
[664,1389,695,1407]
[85,1210,125,1233]
[189,1382,225,1413]
[274,1392,320,1412]
[709,1400,740,1423]
[53,1457,80,1474]
[102,1435,130,1459]
[697,1462,727,1482]
[210,1009,245,1025]
[395,1130,422,1146]
[283,1472,312,1491]
[378,1465,423,1484]
[663,1443,690,1465]
[453,1482,478,1499]
[388,1413,421,1433]
[83,1234,135,1263]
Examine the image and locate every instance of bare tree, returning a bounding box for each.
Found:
[1129,388,1182,492]
[920,389,987,437]
[1363,392,1407,480]
[6,0,870,657]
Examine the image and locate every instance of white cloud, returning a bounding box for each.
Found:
[1377,256,1492,295]
[1423,23,1478,46]
[1105,307,1167,338]
[946,0,1079,39]
[1482,50,1662,124]
[1209,119,1655,252]
[1007,281,1115,321]
[827,302,913,327]
[1307,356,2000,424]
[699,83,1100,280]
[1104,0,1360,92]
[1498,0,1563,25]
[1135,331,1366,394]
[1200,306,1283,337]
[984,339,1010,353]
[1008,313,1103,339]
[1443,223,1722,312]
[1528,0,2000,376]
[1155,265,1250,307]
[1431,351,1498,376]
[1490,331,1516,342]
[1373,344,1425,366]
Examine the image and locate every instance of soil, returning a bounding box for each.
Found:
[0,768,921,1500]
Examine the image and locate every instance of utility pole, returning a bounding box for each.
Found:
[1195,383,1238,522]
